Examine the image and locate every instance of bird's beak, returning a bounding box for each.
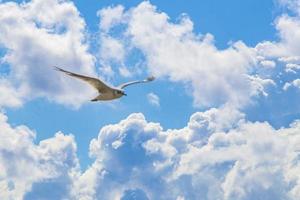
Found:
[123,93,127,96]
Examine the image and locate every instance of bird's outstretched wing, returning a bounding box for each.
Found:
[55,67,112,93]
[118,76,155,89]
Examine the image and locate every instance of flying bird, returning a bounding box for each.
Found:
[55,67,155,101]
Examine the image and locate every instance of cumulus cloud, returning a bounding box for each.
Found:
[98,5,125,32]
[0,0,299,110]
[0,112,79,200]
[0,0,291,109]
[94,0,300,110]
[1,104,300,200]
[100,35,125,64]
[2,0,300,199]
[96,2,276,109]
[98,34,129,78]
[126,2,260,108]
[0,79,22,108]
[0,104,297,200]
[247,75,276,97]
[0,0,97,108]
[255,13,300,76]
[256,15,299,58]
[75,107,300,200]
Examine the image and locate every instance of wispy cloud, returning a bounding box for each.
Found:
[147,92,160,107]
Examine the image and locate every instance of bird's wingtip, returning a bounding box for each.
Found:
[54,66,69,74]
[53,66,62,71]
[147,76,155,81]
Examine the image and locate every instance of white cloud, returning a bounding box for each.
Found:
[96,2,276,109]
[2,1,300,199]
[0,112,79,200]
[0,79,22,108]
[286,63,300,73]
[127,2,261,108]
[94,1,300,110]
[98,5,125,32]
[99,64,115,78]
[255,14,300,74]
[283,82,292,90]
[69,3,300,197]
[100,35,125,63]
[247,75,276,97]
[283,79,300,90]
[0,0,97,108]
[0,0,293,110]
[118,66,132,78]
[260,60,276,68]
[0,105,300,200]
[99,34,130,78]
[147,92,160,107]
[79,107,300,200]
[1,0,300,110]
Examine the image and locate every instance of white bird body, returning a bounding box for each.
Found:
[55,67,155,101]
[91,89,124,101]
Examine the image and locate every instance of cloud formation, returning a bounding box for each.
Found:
[77,107,300,200]
[0,112,79,200]
[2,106,300,200]
[0,0,296,110]
[0,0,299,110]
[97,2,276,109]
[0,0,96,108]
[1,0,300,199]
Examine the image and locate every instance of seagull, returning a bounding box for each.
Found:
[55,67,155,101]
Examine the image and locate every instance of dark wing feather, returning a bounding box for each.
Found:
[55,67,112,93]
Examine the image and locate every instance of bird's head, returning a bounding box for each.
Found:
[115,89,127,96]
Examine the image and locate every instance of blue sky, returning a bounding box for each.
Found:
[1,0,300,199]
